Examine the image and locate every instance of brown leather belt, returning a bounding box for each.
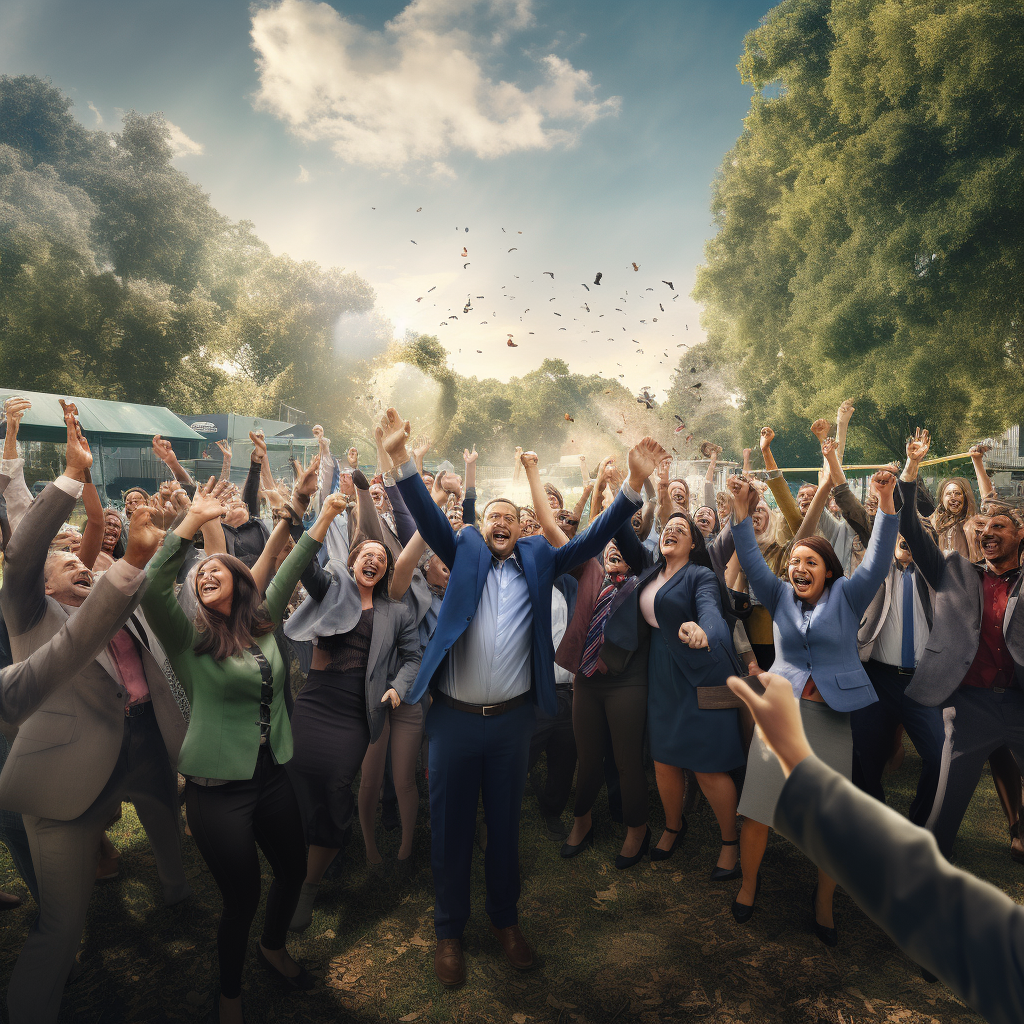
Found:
[436,691,530,717]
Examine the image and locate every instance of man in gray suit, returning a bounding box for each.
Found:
[899,428,1024,857]
[728,669,1024,1024]
[0,408,189,1024]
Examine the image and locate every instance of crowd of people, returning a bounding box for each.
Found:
[0,392,1023,1024]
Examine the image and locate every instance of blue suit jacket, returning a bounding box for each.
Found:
[732,510,899,711]
[395,468,642,714]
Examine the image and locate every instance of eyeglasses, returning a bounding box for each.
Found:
[556,514,579,526]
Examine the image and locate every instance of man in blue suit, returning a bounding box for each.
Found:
[380,408,665,986]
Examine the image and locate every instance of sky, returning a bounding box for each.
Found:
[1,0,771,400]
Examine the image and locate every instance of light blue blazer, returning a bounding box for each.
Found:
[732,510,899,712]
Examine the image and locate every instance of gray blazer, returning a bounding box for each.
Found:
[858,560,934,662]
[898,478,1024,706]
[775,755,1024,1024]
[284,555,423,743]
[1,572,137,726]
[0,482,187,820]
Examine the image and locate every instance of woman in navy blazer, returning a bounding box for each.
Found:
[606,510,747,879]
[726,459,899,942]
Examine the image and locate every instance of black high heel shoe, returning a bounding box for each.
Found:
[709,837,742,881]
[256,945,315,991]
[615,827,651,870]
[650,819,688,862]
[811,884,838,947]
[560,826,594,859]
[731,872,760,924]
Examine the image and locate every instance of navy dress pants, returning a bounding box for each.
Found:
[425,699,534,940]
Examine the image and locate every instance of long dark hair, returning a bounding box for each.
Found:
[657,511,714,573]
[347,539,394,601]
[193,554,274,661]
[788,535,844,589]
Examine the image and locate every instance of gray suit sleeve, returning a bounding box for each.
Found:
[775,756,1024,1024]
[0,573,135,725]
[0,482,77,637]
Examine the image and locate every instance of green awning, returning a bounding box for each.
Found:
[0,388,205,449]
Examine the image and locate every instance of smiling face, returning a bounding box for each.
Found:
[659,516,693,562]
[603,541,627,577]
[555,509,579,539]
[788,544,830,604]
[979,514,1023,569]
[895,534,913,567]
[370,483,388,511]
[693,506,716,538]
[351,541,388,592]
[751,502,771,537]
[483,500,522,558]
[716,491,732,520]
[446,504,464,529]
[797,485,817,516]
[102,510,122,552]
[44,552,93,607]
[196,558,235,614]
[942,482,965,516]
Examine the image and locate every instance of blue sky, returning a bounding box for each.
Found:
[1,0,770,397]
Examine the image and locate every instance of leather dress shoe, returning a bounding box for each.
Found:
[490,923,535,970]
[434,938,465,987]
[560,826,594,858]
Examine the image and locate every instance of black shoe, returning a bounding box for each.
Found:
[614,827,651,870]
[731,872,761,924]
[381,799,400,832]
[709,838,742,881]
[811,884,838,947]
[256,945,315,991]
[650,819,687,862]
[560,826,594,858]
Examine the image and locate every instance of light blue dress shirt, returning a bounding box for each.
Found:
[441,550,533,704]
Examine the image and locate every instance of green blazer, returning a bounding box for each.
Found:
[142,531,321,780]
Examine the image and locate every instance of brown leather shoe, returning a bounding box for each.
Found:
[434,938,465,987]
[490,923,534,970]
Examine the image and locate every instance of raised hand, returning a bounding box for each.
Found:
[463,446,479,465]
[810,418,831,441]
[188,478,229,525]
[249,430,267,464]
[123,507,167,567]
[413,437,431,461]
[520,450,540,471]
[871,469,897,504]
[312,424,324,440]
[759,426,774,451]
[969,442,992,458]
[347,446,359,468]
[152,434,176,463]
[292,452,323,500]
[60,400,92,478]
[430,471,449,508]
[820,436,838,460]
[4,396,31,424]
[906,428,931,464]
[215,440,232,456]
[261,486,286,513]
[379,408,411,464]
[726,474,756,520]
[628,437,669,488]
[318,492,349,521]
[837,399,855,426]
[678,621,708,649]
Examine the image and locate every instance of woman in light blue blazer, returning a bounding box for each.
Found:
[726,458,899,945]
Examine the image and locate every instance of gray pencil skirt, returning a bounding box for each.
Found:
[737,699,853,826]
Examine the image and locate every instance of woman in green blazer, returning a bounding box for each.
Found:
[143,481,347,1024]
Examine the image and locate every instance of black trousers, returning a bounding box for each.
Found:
[185,747,307,999]
[573,677,649,827]
[528,685,577,819]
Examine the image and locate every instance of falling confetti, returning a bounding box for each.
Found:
[594,272,603,285]
[581,283,590,291]
[543,271,555,279]
[416,207,422,212]
[507,340,518,347]
[632,262,639,271]
[662,280,674,289]
[564,413,574,422]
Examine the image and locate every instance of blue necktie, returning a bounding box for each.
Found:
[901,565,916,671]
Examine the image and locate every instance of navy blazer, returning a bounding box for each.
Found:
[395,467,642,714]
[603,517,739,686]
[733,511,899,711]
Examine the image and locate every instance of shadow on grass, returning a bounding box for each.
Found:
[0,744,1006,1022]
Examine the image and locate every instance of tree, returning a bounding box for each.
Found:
[694,0,1024,461]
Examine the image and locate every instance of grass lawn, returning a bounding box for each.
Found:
[0,742,1013,1024]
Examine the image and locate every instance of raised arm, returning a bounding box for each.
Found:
[2,396,34,534]
[727,475,787,614]
[841,472,899,614]
[835,399,854,465]
[761,427,803,534]
[818,427,871,546]
[380,408,458,569]
[242,431,267,518]
[969,443,997,503]
[522,450,569,547]
[898,429,945,588]
[77,472,106,570]
[152,434,195,495]
[215,439,232,482]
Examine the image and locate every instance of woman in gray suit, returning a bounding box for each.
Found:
[283,516,423,932]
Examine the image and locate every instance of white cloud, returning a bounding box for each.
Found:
[87,101,104,126]
[250,0,619,169]
[296,164,311,183]
[165,121,204,158]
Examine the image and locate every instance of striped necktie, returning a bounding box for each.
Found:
[579,583,619,677]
